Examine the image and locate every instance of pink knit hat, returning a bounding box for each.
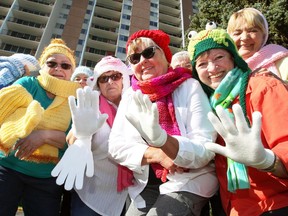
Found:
[93,56,131,93]
[126,29,172,63]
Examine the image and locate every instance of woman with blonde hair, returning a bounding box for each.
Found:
[227,8,288,81]
[188,28,288,216]
[108,29,218,216]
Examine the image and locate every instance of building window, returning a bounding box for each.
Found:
[62,4,71,9]
[123,4,132,10]
[150,11,157,17]
[150,21,157,27]
[122,14,131,20]
[151,3,158,8]
[75,51,81,57]
[84,19,89,24]
[55,23,65,29]
[52,34,61,38]
[121,24,129,31]
[117,46,126,54]
[119,34,128,42]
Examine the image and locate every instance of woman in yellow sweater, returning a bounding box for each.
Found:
[0,38,80,216]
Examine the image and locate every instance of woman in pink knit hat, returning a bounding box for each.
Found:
[227,8,288,81]
[108,29,218,216]
[53,56,131,216]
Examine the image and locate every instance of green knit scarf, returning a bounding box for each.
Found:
[210,67,250,192]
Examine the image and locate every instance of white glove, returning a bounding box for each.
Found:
[51,86,108,190]
[125,90,167,147]
[205,104,275,170]
[70,86,108,139]
[51,138,93,190]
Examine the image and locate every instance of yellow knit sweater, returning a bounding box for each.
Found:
[0,71,81,163]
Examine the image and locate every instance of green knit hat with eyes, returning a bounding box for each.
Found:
[188,28,250,72]
[187,28,251,119]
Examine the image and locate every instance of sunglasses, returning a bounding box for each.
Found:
[127,46,157,64]
[98,73,123,83]
[46,61,72,70]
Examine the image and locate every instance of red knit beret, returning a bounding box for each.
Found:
[126,29,172,63]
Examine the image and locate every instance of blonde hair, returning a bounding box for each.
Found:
[227,8,268,46]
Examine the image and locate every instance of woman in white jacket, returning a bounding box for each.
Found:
[53,56,131,216]
[108,29,218,216]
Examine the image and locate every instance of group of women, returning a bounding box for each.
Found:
[0,7,287,216]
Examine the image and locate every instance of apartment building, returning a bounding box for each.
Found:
[0,0,198,68]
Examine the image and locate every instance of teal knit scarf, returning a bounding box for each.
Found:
[210,67,250,192]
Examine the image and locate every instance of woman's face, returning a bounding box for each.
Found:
[195,49,234,90]
[229,23,265,60]
[171,56,192,71]
[98,70,123,106]
[43,54,73,80]
[128,44,168,81]
[73,74,88,88]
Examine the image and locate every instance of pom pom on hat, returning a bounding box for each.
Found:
[188,28,249,72]
[71,66,93,81]
[38,38,76,69]
[0,54,40,89]
[93,56,131,93]
[126,29,172,63]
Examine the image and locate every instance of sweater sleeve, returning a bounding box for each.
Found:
[0,84,34,125]
[247,75,288,171]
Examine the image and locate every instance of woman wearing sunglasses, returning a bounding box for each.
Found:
[0,38,81,216]
[108,29,218,215]
[53,56,131,216]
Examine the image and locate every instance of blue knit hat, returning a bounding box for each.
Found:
[0,53,40,89]
[71,66,93,81]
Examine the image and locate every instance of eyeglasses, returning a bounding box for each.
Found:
[46,61,72,70]
[127,46,157,64]
[98,73,123,83]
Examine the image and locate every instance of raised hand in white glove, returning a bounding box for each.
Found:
[205,104,275,170]
[125,90,167,147]
[51,86,108,190]
[70,86,108,139]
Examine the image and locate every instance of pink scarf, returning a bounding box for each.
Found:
[132,67,192,182]
[99,94,134,192]
[246,44,288,77]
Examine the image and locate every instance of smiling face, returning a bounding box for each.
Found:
[98,70,123,106]
[229,23,265,60]
[227,9,267,60]
[127,38,169,81]
[43,54,74,81]
[195,49,235,90]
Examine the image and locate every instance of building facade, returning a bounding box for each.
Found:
[0,0,198,68]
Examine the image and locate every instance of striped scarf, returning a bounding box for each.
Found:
[210,67,250,192]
